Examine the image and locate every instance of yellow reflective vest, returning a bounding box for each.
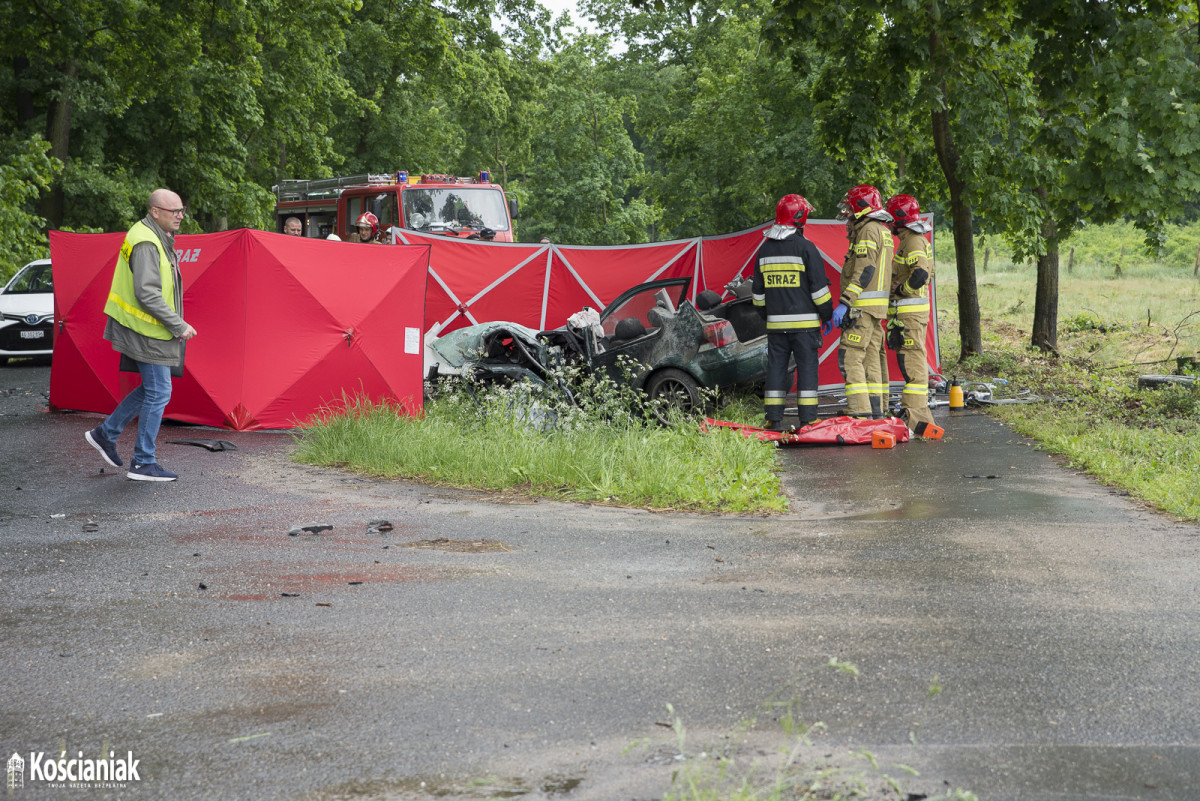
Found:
[103,221,177,341]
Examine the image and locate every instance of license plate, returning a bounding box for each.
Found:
[20,330,45,339]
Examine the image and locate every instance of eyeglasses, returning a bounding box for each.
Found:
[154,206,188,217]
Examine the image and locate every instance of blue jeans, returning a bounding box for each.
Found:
[98,360,172,466]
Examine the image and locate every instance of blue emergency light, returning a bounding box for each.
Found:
[397,170,409,184]
[478,170,490,183]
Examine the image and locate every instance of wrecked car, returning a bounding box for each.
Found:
[424,277,778,413]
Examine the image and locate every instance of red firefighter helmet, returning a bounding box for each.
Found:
[838,184,883,221]
[355,212,379,240]
[775,194,815,226]
[886,194,921,226]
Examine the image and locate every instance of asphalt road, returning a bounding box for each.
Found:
[2,361,1198,800]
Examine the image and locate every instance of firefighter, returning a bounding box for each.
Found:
[885,194,937,431]
[827,184,894,418]
[350,212,380,243]
[752,194,833,431]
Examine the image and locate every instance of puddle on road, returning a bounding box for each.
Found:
[843,486,1106,522]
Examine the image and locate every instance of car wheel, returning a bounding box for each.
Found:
[645,368,702,421]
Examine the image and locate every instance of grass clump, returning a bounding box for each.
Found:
[654,671,978,801]
[292,363,786,514]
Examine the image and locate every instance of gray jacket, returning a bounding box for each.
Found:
[104,215,187,367]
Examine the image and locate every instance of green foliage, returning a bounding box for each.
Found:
[293,364,786,513]
[518,34,658,244]
[0,136,59,279]
[2,0,1197,265]
[939,220,1200,277]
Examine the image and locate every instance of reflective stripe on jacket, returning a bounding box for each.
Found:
[840,219,894,318]
[889,228,933,316]
[751,229,833,331]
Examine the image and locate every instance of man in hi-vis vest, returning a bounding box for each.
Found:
[85,189,198,482]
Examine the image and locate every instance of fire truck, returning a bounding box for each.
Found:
[272,170,519,242]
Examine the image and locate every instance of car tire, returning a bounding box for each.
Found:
[645,368,702,421]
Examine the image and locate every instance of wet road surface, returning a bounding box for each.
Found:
[1,362,1198,799]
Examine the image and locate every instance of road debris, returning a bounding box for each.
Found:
[288,523,333,536]
[169,439,238,451]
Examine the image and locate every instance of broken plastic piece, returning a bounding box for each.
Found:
[169,439,238,452]
[288,523,332,535]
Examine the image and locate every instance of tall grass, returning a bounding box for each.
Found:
[292,365,786,513]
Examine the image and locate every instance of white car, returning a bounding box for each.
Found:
[0,258,54,365]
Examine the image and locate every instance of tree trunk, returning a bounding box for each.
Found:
[1031,189,1059,353]
[930,102,983,358]
[38,59,79,229]
[13,56,36,130]
[1193,240,1198,277]
[983,247,990,272]
[1068,246,1075,274]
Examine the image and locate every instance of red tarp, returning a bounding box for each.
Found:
[702,416,913,446]
[49,220,938,430]
[50,229,429,430]
[398,219,940,389]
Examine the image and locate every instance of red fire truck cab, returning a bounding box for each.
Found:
[273,170,519,242]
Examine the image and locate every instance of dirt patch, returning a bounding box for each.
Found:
[397,538,514,553]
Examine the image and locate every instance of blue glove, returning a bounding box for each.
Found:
[821,320,833,336]
[831,303,849,329]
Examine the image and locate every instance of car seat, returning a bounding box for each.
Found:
[613,317,647,341]
[695,290,721,311]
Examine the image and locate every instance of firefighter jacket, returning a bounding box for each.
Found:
[889,228,934,318]
[751,227,833,331]
[839,218,894,320]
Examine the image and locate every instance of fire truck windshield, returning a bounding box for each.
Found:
[402,187,509,232]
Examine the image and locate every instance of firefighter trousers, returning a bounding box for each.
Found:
[839,313,885,418]
[764,330,820,425]
[894,313,935,428]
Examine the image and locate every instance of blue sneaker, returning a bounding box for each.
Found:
[127,462,178,482]
[85,427,123,467]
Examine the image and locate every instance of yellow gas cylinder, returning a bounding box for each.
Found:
[949,377,964,410]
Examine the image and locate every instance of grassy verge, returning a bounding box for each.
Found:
[292,369,786,514]
[936,243,1200,522]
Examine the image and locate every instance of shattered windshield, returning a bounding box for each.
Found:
[401,188,510,233]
